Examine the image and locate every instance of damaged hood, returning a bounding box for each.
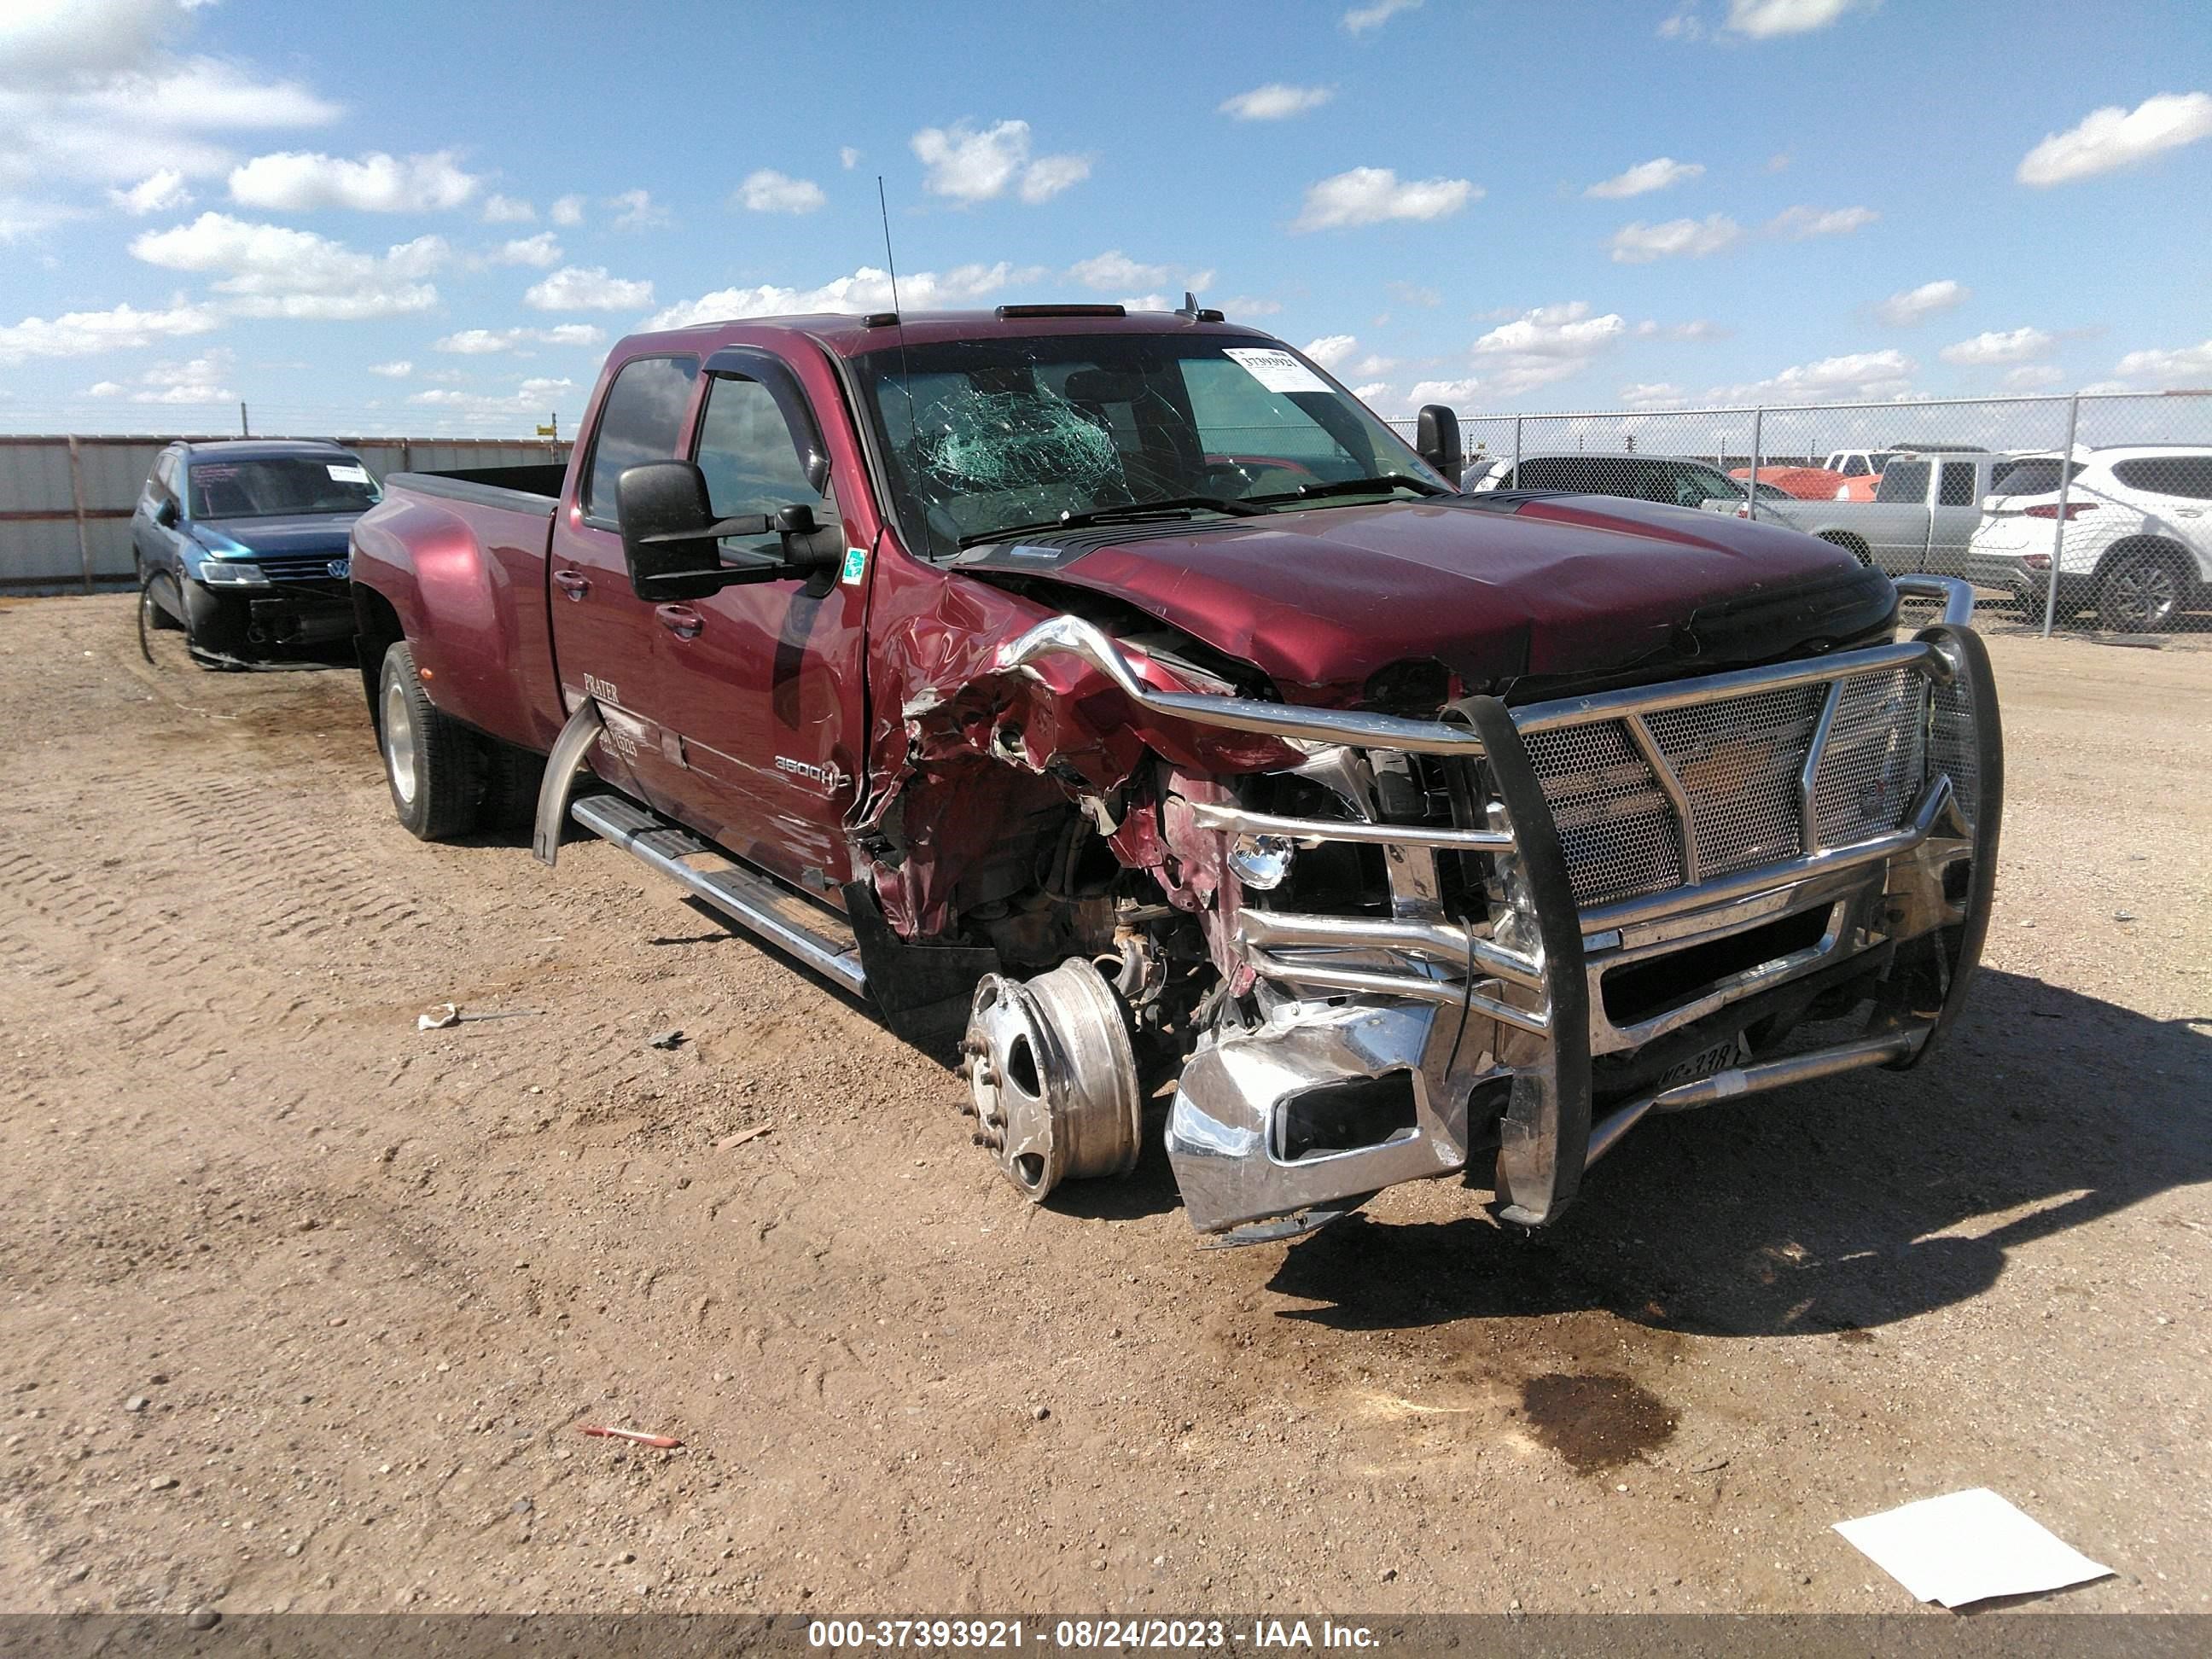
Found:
[954,494,1889,703]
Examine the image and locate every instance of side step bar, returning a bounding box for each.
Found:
[569,794,868,997]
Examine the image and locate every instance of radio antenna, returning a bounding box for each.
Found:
[876,174,923,528]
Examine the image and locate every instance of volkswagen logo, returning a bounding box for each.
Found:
[326,557,352,580]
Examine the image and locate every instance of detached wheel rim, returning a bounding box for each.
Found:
[2111,560,2178,630]
[381,674,419,806]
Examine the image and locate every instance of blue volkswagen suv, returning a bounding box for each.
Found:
[132,438,381,667]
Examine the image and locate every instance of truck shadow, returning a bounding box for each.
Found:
[1265,969,2212,1339]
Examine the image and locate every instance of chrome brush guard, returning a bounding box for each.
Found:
[998,577,2003,1242]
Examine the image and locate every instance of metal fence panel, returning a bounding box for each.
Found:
[0,434,571,591]
[1388,391,2212,643]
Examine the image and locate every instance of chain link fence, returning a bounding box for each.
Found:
[1389,391,2212,643]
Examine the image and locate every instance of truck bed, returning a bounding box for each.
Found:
[350,466,571,751]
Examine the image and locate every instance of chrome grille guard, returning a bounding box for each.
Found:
[998,576,1999,1232]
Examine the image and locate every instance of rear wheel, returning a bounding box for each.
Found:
[378,641,484,841]
[2098,546,2186,633]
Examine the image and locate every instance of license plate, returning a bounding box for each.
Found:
[1657,1033,1749,1091]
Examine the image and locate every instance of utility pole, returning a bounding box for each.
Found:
[239,401,250,438]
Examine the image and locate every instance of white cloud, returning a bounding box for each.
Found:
[1120,293,1173,312]
[1293,166,1477,231]
[0,55,340,194]
[2017,91,2212,186]
[1017,154,1090,203]
[0,0,183,83]
[1350,352,1398,376]
[1725,0,1863,37]
[1069,250,1171,292]
[481,193,535,224]
[523,265,653,311]
[549,194,585,226]
[1767,203,1877,237]
[1874,279,1969,327]
[1302,335,1359,370]
[1938,328,2055,367]
[1351,381,1393,406]
[1584,157,1704,199]
[647,261,1038,330]
[434,324,605,355]
[1472,300,1630,395]
[1610,213,1741,262]
[734,169,825,214]
[88,346,235,404]
[108,167,192,215]
[1406,377,1483,405]
[1220,84,1334,120]
[2003,364,2065,391]
[491,231,562,268]
[2110,338,2212,387]
[130,211,446,319]
[368,360,412,378]
[407,375,579,424]
[0,297,219,363]
[838,146,860,170]
[910,119,1089,205]
[0,195,86,240]
[1657,3,1704,38]
[605,188,671,230]
[1342,0,1422,34]
[1620,381,1690,410]
[229,148,479,212]
[1659,318,1727,341]
[1716,348,1918,402]
[1223,295,1283,316]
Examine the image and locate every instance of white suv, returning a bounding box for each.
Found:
[1965,445,2212,632]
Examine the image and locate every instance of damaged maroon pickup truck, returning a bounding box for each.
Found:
[348,306,2000,1246]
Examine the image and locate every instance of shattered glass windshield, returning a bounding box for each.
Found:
[853,333,1444,558]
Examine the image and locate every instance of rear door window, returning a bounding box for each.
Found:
[582,354,701,524]
[1876,460,1930,504]
[2110,456,2212,500]
[1937,461,1979,506]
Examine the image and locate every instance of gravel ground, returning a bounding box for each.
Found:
[0,593,2205,1619]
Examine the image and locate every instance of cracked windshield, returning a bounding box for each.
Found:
[857,334,1447,557]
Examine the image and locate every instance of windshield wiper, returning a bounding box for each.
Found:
[958,494,1260,549]
[1244,472,1453,506]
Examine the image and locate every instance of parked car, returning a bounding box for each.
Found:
[1463,450,1795,509]
[1730,463,1856,500]
[347,309,1999,1249]
[1728,450,2019,575]
[132,438,380,667]
[1965,445,2212,632]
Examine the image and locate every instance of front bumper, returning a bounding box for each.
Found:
[1002,578,2003,1243]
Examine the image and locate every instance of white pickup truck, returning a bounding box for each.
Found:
[1729,451,2010,575]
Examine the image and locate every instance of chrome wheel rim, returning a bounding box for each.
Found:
[381,676,419,806]
[2113,562,2178,629]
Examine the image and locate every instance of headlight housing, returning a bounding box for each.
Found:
[197,559,271,587]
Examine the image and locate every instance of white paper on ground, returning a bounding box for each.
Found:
[1833,1487,2113,1608]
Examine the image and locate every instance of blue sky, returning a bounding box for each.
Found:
[3,0,2209,436]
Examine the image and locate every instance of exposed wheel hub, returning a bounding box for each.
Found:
[961,958,1142,1201]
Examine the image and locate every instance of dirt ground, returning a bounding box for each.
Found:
[1,593,2206,1620]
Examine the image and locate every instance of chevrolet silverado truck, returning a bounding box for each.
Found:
[347,306,2001,1246]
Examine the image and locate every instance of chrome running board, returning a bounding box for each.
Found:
[570,793,867,996]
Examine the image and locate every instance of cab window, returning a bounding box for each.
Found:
[582,354,701,524]
[692,373,830,558]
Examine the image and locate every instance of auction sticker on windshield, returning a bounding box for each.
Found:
[1223,347,1330,395]
[327,463,370,483]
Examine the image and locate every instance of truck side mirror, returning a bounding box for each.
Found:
[616,460,842,601]
[1416,405,1464,484]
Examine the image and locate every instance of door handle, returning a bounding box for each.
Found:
[553,569,591,600]
[655,603,703,639]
